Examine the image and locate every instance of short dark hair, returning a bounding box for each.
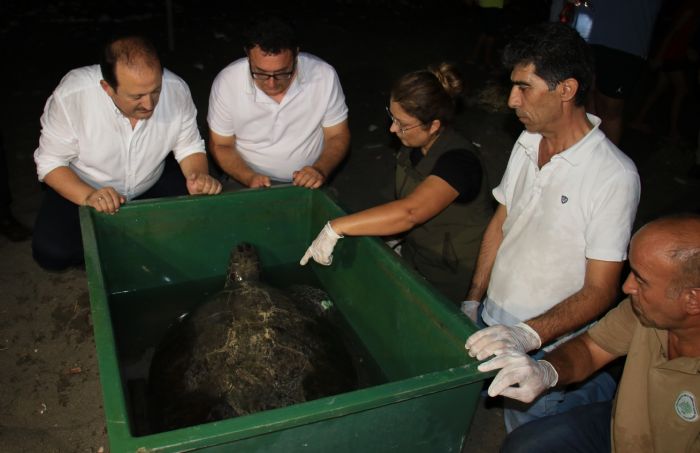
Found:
[241,12,299,55]
[100,35,161,90]
[502,22,593,106]
[391,63,463,128]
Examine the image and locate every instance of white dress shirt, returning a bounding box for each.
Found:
[207,52,348,182]
[34,65,205,200]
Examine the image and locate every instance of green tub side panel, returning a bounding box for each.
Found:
[307,189,479,379]
[115,369,484,453]
[86,187,315,295]
[79,186,488,453]
[143,382,481,453]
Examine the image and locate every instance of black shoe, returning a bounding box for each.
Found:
[0,214,32,242]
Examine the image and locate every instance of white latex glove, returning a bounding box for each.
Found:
[460,300,480,322]
[477,350,558,403]
[464,322,542,361]
[299,222,343,266]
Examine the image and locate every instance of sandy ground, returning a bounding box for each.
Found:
[1,1,699,452]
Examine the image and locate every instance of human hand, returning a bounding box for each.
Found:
[464,322,542,361]
[84,187,125,214]
[460,300,480,322]
[299,222,343,266]
[292,166,324,189]
[186,173,222,195]
[477,351,558,403]
[247,173,271,188]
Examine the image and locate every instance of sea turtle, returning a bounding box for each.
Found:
[147,243,358,433]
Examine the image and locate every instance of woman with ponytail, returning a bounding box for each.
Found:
[300,63,492,303]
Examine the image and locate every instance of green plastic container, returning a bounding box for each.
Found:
[80,186,486,453]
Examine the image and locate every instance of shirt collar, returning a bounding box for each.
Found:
[517,113,606,166]
[653,328,700,374]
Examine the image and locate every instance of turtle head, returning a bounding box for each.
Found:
[225,243,261,287]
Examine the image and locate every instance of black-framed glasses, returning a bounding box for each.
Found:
[385,106,423,134]
[249,59,297,81]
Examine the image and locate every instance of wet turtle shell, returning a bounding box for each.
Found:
[148,243,358,432]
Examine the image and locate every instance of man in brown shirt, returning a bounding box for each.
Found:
[476,214,700,452]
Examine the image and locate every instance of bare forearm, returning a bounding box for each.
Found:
[330,176,457,237]
[43,166,98,206]
[209,141,255,185]
[546,333,614,386]
[527,261,622,344]
[313,126,350,177]
[467,204,505,300]
[330,200,421,237]
[546,337,596,385]
[178,152,209,177]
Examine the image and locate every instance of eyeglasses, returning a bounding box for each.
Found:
[249,59,297,81]
[385,106,423,134]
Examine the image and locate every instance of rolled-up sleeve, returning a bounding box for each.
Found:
[207,69,237,138]
[587,299,636,356]
[321,68,348,128]
[172,83,205,162]
[585,168,640,262]
[34,94,79,181]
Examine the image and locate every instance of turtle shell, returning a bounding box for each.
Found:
[148,243,358,432]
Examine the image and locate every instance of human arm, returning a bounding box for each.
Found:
[300,175,459,265]
[292,120,350,189]
[43,166,125,214]
[466,258,622,359]
[466,203,506,301]
[478,332,617,402]
[527,258,622,345]
[177,153,222,195]
[331,174,458,236]
[35,88,125,214]
[208,130,271,188]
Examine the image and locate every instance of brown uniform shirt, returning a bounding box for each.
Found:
[588,298,700,452]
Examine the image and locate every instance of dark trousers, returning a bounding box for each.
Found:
[0,132,12,218]
[501,400,612,453]
[32,155,187,271]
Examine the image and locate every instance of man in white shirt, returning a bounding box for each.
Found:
[207,13,350,189]
[32,36,221,271]
[480,214,700,453]
[462,23,640,431]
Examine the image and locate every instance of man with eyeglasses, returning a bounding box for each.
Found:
[208,13,350,189]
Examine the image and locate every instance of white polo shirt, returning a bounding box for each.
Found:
[34,65,205,200]
[482,115,640,327]
[207,52,348,182]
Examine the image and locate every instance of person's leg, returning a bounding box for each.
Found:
[0,132,11,217]
[32,187,83,271]
[554,369,617,413]
[500,401,612,453]
[0,131,31,241]
[503,365,616,432]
